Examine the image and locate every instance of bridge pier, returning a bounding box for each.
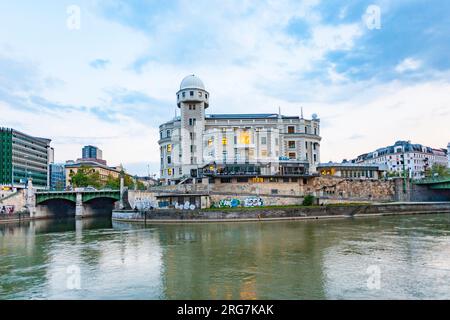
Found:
[26,178,37,218]
[75,193,84,219]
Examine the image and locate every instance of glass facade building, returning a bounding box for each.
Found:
[49,163,66,190]
[0,128,52,188]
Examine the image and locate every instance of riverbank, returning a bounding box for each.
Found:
[0,213,32,224]
[112,202,450,224]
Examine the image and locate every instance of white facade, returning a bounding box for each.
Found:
[448,143,450,168]
[159,75,322,184]
[355,141,448,179]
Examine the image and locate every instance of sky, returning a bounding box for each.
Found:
[0,0,449,176]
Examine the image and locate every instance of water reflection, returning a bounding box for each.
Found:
[1,214,449,300]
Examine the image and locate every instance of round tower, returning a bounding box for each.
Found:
[177,75,209,180]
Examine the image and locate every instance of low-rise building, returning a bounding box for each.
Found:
[354,140,448,179]
[447,143,450,168]
[317,162,387,180]
[0,127,53,189]
[65,160,122,187]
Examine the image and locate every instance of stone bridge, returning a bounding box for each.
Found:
[33,189,123,219]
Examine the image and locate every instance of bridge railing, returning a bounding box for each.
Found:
[414,176,450,184]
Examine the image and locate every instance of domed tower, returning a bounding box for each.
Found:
[176,75,209,179]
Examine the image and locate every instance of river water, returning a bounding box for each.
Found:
[0,213,449,300]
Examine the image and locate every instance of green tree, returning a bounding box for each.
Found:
[105,175,120,189]
[426,164,450,178]
[302,194,315,206]
[69,166,102,189]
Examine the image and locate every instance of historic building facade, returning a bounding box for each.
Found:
[159,75,321,185]
[354,140,448,179]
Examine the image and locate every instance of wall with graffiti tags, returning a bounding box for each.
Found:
[0,205,15,215]
[212,197,265,208]
[210,194,304,208]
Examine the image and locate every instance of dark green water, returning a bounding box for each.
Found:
[0,214,449,300]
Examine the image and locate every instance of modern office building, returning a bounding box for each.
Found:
[0,127,53,189]
[354,140,448,179]
[49,163,66,190]
[82,145,102,160]
[159,75,321,185]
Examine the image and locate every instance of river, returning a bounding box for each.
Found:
[1,213,449,299]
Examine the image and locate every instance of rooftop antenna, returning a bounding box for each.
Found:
[300,107,304,119]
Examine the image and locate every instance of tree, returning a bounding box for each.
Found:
[69,166,102,189]
[302,194,315,206]
[426,164,450,178]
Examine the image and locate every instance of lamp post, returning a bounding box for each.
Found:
[24,155,30,188]
[11,163,15,188]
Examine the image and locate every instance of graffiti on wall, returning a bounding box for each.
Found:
[215,197,264,208]
[244,197,263,207]
[218,198,241,208]
[174,201,196,210]
[0,205,15,215]
[134,198,158,211]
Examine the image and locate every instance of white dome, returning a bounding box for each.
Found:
[180,74,205,90]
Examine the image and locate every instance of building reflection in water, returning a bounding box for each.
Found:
[1,214,449,299]
[155,221,329,300]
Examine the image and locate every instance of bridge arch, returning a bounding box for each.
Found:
[36,198,76,218]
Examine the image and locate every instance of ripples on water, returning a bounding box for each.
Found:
[0,213,449,300]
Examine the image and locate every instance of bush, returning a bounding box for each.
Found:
[302,195,315,206]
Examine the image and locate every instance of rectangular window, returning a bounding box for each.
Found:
[289,152,296,160]
[288,141,296,149]
[288,126,295,134]
[222,138,228,145]
[261,137,267,145]
[167,144,172,153]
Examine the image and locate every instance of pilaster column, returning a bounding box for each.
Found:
[75,192,84,219]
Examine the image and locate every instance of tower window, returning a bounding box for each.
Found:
[182,92,185,98]
[199,92,202,97]
[205,94,208,99]
[190,91,194,96]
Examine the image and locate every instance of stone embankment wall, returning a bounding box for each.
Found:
[151,176,397,206]
[0,190,27,212]
[112,202,450,223]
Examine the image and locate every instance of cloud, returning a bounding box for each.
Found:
[395,58,422,73]
[89,59,110,69]
[1,0,449,176]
